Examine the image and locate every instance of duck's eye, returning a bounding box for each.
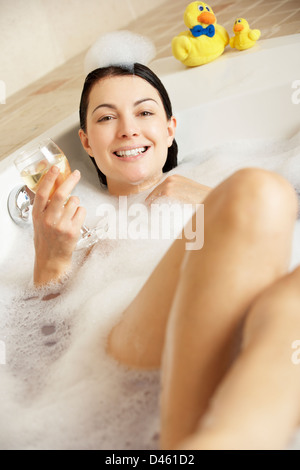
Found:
[238,19,241,22]
[206,6,210,11]
[198,5,204,11]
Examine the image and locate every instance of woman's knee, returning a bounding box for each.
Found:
[228,168,297,218]
[210,168,298,234]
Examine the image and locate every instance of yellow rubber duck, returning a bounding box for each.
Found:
[230,18,261,51]
[172,1,229,67]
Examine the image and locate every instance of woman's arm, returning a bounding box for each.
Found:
[145,174,212,205]
[32,166,86,286]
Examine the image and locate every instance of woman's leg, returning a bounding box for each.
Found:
[107,168,297,447]
[179,266,300,450]
[108,169,297,373]
[160,168,298,449]
[107,232,187,368]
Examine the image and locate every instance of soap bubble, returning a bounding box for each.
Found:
[84,30,156,75]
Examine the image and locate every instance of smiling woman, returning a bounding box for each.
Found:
[78,64,178,190]
[27,58,300,451]
[79,76,176,195]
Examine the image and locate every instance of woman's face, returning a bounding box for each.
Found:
[79,75,176,195]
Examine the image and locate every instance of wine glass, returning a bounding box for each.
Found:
[14,138,100,250]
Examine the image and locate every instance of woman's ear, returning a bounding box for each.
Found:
[78,129,94,157]
[167,116,177,148]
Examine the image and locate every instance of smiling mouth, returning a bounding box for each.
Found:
[114,147,149,158]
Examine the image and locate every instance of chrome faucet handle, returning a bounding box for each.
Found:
[7,185,35,226]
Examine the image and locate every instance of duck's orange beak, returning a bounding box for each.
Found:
[197,12,216,25]
[234,23,244,32]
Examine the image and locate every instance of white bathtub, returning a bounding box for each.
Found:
[1,33,300,449]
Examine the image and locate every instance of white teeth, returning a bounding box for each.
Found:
[115,147,147,157]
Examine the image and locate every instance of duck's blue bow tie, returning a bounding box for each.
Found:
[190,24,215,38]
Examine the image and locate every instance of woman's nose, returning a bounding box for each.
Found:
[117,116,140,138]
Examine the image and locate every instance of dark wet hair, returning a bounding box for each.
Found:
[79,63,178,186]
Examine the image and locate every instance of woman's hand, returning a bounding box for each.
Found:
[32,166,86,286]
[145,174,212,205]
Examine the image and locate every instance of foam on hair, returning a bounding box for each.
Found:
[84,30,156,75]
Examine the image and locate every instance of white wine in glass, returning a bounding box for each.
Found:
[14,138,99,250]
[20,153,71,196]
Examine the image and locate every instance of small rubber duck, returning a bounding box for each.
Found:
[230,18,261,51]
[172,1,229,67]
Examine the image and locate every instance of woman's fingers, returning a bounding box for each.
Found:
[61,196,86,225]
[33,166,84,238]
[145,174,212,206]
[32,166,61,214]
[46,169,81,213]
[145,181,166,205]
[145,175,185,205]
[33,166,81,212]
[71,205,87,228]
[62,195,80,218]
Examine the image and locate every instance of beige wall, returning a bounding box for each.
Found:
[0,0,165,98]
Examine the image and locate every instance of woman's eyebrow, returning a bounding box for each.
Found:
[92,98,158,115]
[134,98,158,106]
[92,103,116,115]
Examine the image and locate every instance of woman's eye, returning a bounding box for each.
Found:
[140,111,153,117]
[98,116,114,122]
